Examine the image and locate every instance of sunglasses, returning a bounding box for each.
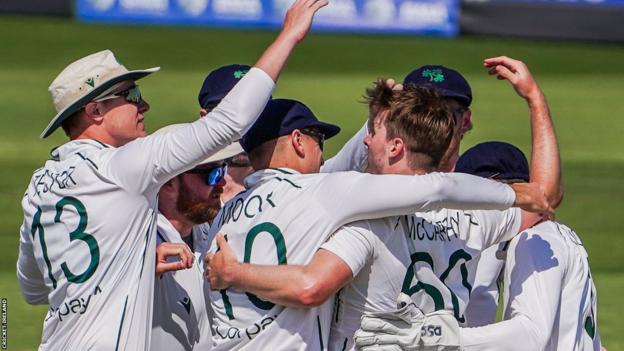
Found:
[185,164,228,186]
[300,129,325,151]
[95,85,142,105]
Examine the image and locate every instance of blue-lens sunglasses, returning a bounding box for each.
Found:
[185,164,228,186]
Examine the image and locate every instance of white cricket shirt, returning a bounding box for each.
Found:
[151,214,212,351]
[460,221,602,351]
[16,67,274,350]
[206,168,516,350]
[463,242,508,327]
[322,207,520,350]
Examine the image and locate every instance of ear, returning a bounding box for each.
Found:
[199,109,208,118]
[160,177,180,196]
[290,130,306,158]
[388,137,405,158]
[461,109,473,136]
[83,102,105,124]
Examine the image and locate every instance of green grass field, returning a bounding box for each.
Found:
[1,15,623,350]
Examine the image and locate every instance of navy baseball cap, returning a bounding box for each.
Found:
[455,141,530,182]
[198,64,251,108]
[240,98,341,153]
[403,65,472,107]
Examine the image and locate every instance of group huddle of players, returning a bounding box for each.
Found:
[17,0,603,350]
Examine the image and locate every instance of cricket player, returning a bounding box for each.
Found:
[204,91,551,350]
[403,58,563,327]
[151,123,245,351]
[206,56,560,350]
[196,63,369,202]
[16,1,328,349]
[402,64,473,173]
[354,142,602,351]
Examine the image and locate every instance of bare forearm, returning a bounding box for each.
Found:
[254,33,298,83]
[526,90,563,207]
[229,263,320,308]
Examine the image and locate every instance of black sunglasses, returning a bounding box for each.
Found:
[185,164,228,186]
[300,129,325,151]
[95,85,142,105]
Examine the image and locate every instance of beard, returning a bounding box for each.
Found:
[176,181,222,225]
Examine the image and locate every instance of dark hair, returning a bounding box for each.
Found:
[365,80,456,168]
[60,109,83,138]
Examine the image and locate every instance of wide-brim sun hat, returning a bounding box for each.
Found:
[153,123,245,164]
[41,49,160,138]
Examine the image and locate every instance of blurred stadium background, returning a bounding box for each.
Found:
[1,0,623,349]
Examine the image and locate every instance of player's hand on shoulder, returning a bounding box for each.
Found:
[483,56,543,102]
[511,182,554,219]
[280,0,329,45]
[205,233,240,290]
[156,242,194,276]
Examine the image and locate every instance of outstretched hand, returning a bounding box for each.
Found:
[280,0,329,45]
[205,234,241,290]
[484,56,543,101]
[254,0,328,82]
[156,242,194,276]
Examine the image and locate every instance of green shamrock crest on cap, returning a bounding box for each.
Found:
[85,77,95,87]
[233,70,249,79]
[422,69,445,83]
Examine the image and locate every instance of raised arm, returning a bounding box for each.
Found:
[484,56,562,209]
[255,0,328,82]
[102,0,328,193]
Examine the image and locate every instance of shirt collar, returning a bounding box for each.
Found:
[243,167,300,189]
[49,139,111,161]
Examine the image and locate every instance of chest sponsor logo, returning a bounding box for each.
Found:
[45,285,102,322]
[214,315,277,341]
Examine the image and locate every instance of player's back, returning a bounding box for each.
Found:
[19,140,157,350]
[207,168,350,351]
[402,207,520,323]
[503,221,601,351]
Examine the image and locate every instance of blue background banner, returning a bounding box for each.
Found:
[76,0,459,36]
[473,0,624,6]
